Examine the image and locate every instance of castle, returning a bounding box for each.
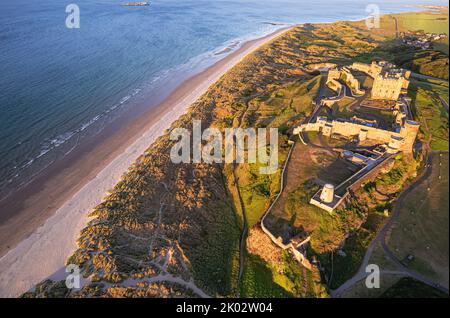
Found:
[296,115,420,154]
[327,66,365,96]
[350,61,411,100]
[299,60,418,154]
[294,61,419,213]
[325,61,411,101]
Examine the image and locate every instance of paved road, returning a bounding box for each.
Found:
[436,94,449,113]
[411,72,449,83]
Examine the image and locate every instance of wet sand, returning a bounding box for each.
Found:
[0,25,294,297]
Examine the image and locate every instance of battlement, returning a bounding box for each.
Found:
[326,66,365,96]
[350,61,410,101]
[295,114,419,153]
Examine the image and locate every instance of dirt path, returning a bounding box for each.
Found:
[393,17,399,39]
[411,72,449,83]
[233,165,248,296]
[233,95,253,295]
[436,94,449,113]
[121,274,210,298]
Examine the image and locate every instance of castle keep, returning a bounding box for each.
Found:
[325,61,411,101]
[351,61,411,100]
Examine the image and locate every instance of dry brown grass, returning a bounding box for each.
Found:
[247,226,283,265]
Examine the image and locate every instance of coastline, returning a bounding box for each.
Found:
[0,25,293,297]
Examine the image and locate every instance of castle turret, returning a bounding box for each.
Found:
[320,184,335,203]
[395,111,406,125]
[388,135,403,153]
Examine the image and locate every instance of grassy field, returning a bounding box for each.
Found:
[349,10,449,79]
[254,76,321,128]
[225,76,324,297]
[239,253,293,298]
[397,10,449,35]
[339,239,407,298]
[397,49,449,79]
[264,140,358,245]
[320,212,387,290]
[231,76,328,296]
[434,39,449,55]
[340,273,402,298]
[230,76,322,228]
[380,277,449,298]
[409,86,449,151]
[411,77,449,102]
[396,9,449,54]
[240,250,327,298]
[355,9,448,39]
[387,153,449,288]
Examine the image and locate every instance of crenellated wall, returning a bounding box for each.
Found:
[259,144,313,270]
[350,61,410,101]
[372,75,405,100]
[295,116,419,153]
[326,67,365,97]
[341,67,365,95]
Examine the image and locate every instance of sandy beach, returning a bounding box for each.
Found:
[0,26,293,297]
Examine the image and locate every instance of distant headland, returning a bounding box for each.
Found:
[122,2,149,6]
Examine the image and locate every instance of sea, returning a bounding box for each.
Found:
[0,0,446,200]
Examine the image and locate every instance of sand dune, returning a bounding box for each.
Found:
[0,26,292,297]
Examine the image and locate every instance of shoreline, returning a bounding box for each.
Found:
[0,25,293,297]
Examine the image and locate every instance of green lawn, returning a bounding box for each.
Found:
[410,78,449,104]
[387,153,449,288]
[397,11,449,36]
[396,9,449,55]
[381,277,448,298]
[236,142,289,228]
[409,87,449,151]
[240,253,293,298]
[352,10,449,79]
[240,251,327,298]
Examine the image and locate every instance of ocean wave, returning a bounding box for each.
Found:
[0,87,145,194]
[1,24,288,196]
